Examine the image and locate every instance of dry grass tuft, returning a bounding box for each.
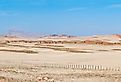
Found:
[0,49,38,54]
[97,50,109,52]
[112,49,121,51]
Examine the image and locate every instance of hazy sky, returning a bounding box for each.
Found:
[0,0,121,36]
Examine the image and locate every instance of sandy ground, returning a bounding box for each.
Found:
[0,35,121,82]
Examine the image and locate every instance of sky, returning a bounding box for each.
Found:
[0,0,121,36]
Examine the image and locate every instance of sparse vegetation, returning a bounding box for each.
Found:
[97,50,109,52]
[112,49,121,51]
[50,47,93,53]
[0,49,38,54]
[7,44,92,53]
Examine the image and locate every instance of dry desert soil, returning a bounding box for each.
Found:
[0,35,121,82]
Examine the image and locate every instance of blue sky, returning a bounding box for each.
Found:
[0,0,121,36]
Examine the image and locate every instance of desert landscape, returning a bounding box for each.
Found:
[0,0,121,81]
[0,34,121,82]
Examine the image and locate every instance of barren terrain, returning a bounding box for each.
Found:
[0,34,121,82]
